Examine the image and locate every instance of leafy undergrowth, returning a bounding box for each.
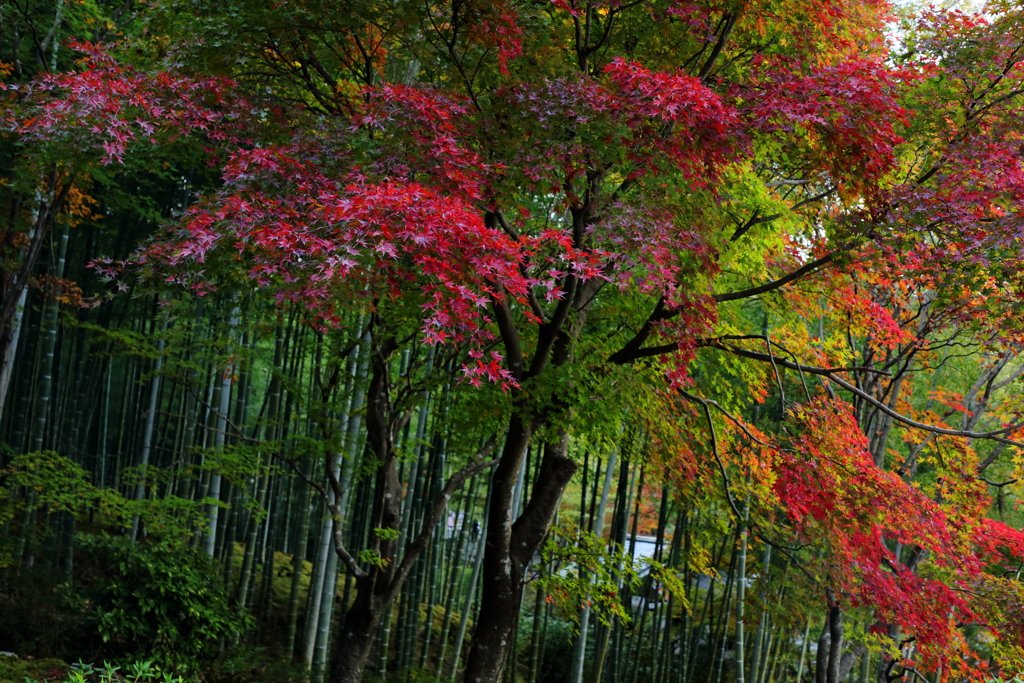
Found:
[1,539,470,683]
[1,658,196,683]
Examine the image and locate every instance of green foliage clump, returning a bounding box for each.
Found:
[539,523,684,629]
[35,660,187,683]
[75,535,248,674]
[0,451,129,568]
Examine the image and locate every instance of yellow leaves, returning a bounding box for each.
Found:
[34,275,84,308]
[1009,447,1024,486]
[61,184,101,226]
[683,542,716,580]
[334,79,363,105]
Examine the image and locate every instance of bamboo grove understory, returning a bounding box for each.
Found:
[0,290,1008,683]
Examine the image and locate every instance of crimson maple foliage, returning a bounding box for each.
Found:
[5,42,237,163]
[770,400,1024,677]
[152,1,1024,679]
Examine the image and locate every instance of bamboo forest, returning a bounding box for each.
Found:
[8,1,1024,682]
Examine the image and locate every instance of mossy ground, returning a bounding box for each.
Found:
[0,657,69,683]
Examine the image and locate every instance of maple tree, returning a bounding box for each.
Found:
[12,0,1024,681]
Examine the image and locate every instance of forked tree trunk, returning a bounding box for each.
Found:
[463,432,577,682]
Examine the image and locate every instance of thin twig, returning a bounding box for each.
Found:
[678,389,741,520]
[760,334,786,412]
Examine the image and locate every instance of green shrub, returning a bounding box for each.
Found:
[75,535,248,674]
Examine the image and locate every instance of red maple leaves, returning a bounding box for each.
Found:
[14,11,1024,677]
[739,57,913,188]
[4,42,239,164]
[762,399,1024,676]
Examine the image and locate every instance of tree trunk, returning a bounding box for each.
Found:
[204,305,239,556]
[0,179,71,425]
[329,584,386,683]
[448,500,488,681]
[827,598,842,683]
[326,330,399,682]
[463,432,577,682]
[131,315,167,542]
[570,449,617,683]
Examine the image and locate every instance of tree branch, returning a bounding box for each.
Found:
[389,439,499,600]
[697,11,736,81]
[494,295,524,380]
[678,389,741,520]
[713,252,835,302]
[717,343,1024,446]
[278,450,368,579]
